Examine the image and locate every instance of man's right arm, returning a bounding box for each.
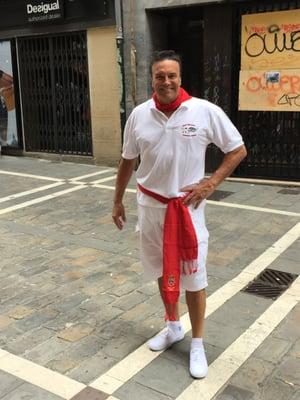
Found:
[112,157,137,230]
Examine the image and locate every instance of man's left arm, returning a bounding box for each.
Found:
[182,144,247,208]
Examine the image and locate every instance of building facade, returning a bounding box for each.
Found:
[122,0,300,180]
[0,0,122,165]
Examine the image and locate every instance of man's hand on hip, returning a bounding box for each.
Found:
[180,179,216,209]
[112,202,126,230]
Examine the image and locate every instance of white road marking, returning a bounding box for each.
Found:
[0,182,65,204]
[176,276,300,400]
[91,175,116,184]
[69,169,114,182]
[0,170,63,182]
[0,186,85,216]
[91,184,300,218]
[92,184,136,193]
[207,199,300,218]
[0,352,85,399]
[90,223,300,394]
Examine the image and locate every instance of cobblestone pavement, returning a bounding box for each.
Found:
[0,155,299,400]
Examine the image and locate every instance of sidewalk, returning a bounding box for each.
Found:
[0,155,299,400]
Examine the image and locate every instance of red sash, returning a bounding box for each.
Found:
[138,184,198,320]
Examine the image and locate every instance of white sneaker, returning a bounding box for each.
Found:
[189,345,208,378]
[148,322,185,351]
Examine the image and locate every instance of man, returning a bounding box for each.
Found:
[112,50,247,378]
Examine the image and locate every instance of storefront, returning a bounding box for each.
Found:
[122,0,300,180]
[0,0,122,165]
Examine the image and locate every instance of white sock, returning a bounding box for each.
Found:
[191,338,203,349]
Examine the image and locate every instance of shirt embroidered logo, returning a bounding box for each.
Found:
[181,124,198,137]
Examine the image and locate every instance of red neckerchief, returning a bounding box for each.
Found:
[138,184,198,321]
[152,87,192,112]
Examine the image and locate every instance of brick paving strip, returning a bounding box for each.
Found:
[89,222,300,394]
[0,223,298,399]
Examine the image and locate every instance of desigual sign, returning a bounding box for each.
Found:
[26,0,63,22]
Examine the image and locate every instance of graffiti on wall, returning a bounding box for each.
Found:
[239,9,300,111]
[239,69,300,111]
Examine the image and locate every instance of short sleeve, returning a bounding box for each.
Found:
[208,105,244,154]
[122,110,140,159]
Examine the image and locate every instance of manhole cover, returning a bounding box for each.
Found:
[242,268,298,300]
[209,190,234,201]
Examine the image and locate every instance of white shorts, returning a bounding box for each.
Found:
[137,204,209,292]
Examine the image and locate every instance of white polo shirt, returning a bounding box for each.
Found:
[122,97,244,209]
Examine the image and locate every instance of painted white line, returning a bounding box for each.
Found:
[92,184,300,218]
[0,352,85,399]
[207,199,300,218]
[90,222,300,394]
[176,276,300,400]
[0,182,65,204]
[69,169,114,182]
[224,176,300,187]
[0,186,85,216]
[0,170,63,182]
[92,184,137,193]
[91,175,116,184]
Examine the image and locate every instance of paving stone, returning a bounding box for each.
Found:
[215,384,254,400]
[70,387,108,400]
[0,370,24,397]
[209,292,272,330]
[253,336,292,364]
[46,358,77,374]
[4,327,54,355]
[7,305,35,320]
[0,315,13,329]
[132,355,193,398]
[112,290,150,311]
[67,353,118,384]
[116,380,173,400]
[57,323,95,342]
[230,357,275,392]
[255,376,299,400]
[15,308,59,332]
[23,336,72,365]
[102,333,146,360]
[273,304,300,342]
[0,382,64,400]
[275,357,300,385]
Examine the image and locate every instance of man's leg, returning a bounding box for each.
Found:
[147,277,184,351]
[185,288,206,337]
[186,288,208,378]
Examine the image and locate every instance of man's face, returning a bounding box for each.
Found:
[151,59,181,104]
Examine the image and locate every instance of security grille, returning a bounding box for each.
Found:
[17,32,92,155]
[232,0,300,180]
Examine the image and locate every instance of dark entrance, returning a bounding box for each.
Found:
[18,31,92,155]
[150,0,300,180]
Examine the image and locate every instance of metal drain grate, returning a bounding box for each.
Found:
[242,268,298,300]
[209,190,234,201]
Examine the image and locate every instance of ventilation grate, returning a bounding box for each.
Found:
[242,268,298,300]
